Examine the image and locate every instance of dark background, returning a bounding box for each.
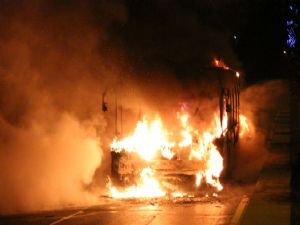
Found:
[109,0,289,83]
[0,0,292,83]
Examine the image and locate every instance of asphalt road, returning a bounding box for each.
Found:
[0,184,252,225]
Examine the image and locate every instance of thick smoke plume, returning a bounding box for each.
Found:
[0,1,122,214]
[0,113,101,213]
[0,0,240,214]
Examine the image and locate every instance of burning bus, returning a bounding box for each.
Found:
[108,66,240,198]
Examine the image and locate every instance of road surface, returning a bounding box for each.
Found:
[0,184,252,225]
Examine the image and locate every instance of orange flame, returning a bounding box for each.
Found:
[213,58,229,70]
[213,58,240,79]
[109,110,230,198]
[107,167,166,198]
[111,116,175,161]
[239,114,250,137]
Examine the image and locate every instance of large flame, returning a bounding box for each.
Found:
[111,116,175,161]
[107,105,255,198]
[107,167,166,198]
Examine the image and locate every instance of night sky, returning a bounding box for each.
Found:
[111,0,288,83]
[0,0,289,83]
[235,0,287,82]
[126,0,287,83]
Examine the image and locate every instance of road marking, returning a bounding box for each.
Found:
[49,210,83,225]
[229,195,249,225]
[145,215,157,225]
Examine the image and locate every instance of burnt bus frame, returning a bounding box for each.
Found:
[111,68,240,183]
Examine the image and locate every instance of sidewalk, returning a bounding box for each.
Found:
[240,108,296,225]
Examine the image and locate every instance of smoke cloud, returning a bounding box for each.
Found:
[0,0,121,214]
[0,113,101,213]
